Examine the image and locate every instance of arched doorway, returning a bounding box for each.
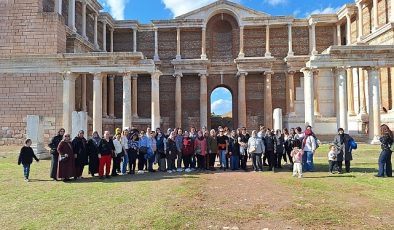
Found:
[210,87,233,130]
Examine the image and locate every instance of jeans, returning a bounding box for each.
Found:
[303,151,314,172]
[378,150,392,177]
[176,150,182,169]
[329,160,337,173]
[219,150,227,169]
[23,164,30,179]
[230,155,239,170]
[252,153,263,171]
[121,153,129,174]
[128,149,138,173]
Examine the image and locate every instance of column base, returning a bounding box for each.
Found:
[357,112,369,122]
[133,115,139,119]
[94,44,100,51]
[200,54,207,60]
[265,52,271,57]
[369,136,381,145]
[311,50,318,56]
[287,52,294,57]
[238,53,245,59]
[83,35,88,41]
[153,55,160,62]
[175,55,182,60]
[348,111,357,116]
[314,112,322,117]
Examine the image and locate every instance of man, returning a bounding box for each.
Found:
[155,128,166,171]
[333,128,354,173]
[238,127,250,171]
[98,131,115,179]
[217,128,229,170]
[189,127,197,169]
[257,125,268,165]
[264,129,277,171]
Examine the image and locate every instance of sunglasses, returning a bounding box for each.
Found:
[65,135,70,137]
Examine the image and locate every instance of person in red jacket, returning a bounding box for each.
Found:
[182,131,194,172]
[194,130,208,171]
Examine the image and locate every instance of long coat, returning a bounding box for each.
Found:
[333,134,353,161]
[72,137,88,166]
[57,141,76,179]
[87,138,100,175]
[48,134,63,179]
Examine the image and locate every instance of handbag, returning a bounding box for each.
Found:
[139,146,148,154]
[348,139,357,150]
[59,155,68,162]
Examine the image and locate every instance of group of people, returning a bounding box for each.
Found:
[17,123,393,182]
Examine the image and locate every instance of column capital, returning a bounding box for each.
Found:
[201,26,206,31]
[173,72,183,78]
[63,72,77,81]
[363,66,380,71]
[92,72,103,80]
[151,70,162,80]
[287,70,296,75]
[199,72,208,78]
[108,75,115,80]
[237,71,248,77]
[131,74,138,80]
[264,71,274,76]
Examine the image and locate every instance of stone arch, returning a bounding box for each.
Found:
[209,85,235,130]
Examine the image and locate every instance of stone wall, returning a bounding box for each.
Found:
[180,75,200,129]
[244,27,265,57]
[363,4,372,36]
[138,31,155,59]
[316,26,335,53]
[270,27,288,58]
[158,30,177,60]
[180,29,202,59]
[245,73,264,129]
[159,75,176,129]
[292,26,310,55]
[113,29,133,52]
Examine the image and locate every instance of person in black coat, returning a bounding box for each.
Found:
[48,128,65,180]
[333,128,354,173]
[87,131,101,177]
[72,130,88,179]
[18,139,39,182]
[264,129,277,171]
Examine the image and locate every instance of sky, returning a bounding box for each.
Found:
[98,0,352,115]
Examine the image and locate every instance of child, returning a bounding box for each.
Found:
[328,144,338,174]
[18,139,39,182]
[290,146,303,178]
[112,133,123,176]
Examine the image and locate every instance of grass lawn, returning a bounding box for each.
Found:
[0,144,393,229]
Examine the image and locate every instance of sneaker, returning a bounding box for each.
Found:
[167,170,173,173]
[24,178,29,182]
[185,168,191,173]
[137,170,144,174]
[176,168,183,172]
[105,175,111,179]
[298,175,303,179]
[292,174,297,177]
[99,176,105,180]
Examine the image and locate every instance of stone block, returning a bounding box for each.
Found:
[26,115,49,159]
[72,111,88,138]
[273,108,283,131]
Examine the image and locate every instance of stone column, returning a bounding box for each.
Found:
[63,73,76,134]
[347,69,356,116]
[200,73,208,128]
[176,27,181,60]
[337,24,342,46]
[264,71,273,128]
[68,0,76,32]
[132,75,139,118]
[391,68,394,111]
[391,0,394,22]
[174,73,183,128]
[151,71,162,129]
[154,28,160,61]
[302,68,315,127]
[336,68,348,132]
[313,70,320,116]
[288,71,296,115]
[102,75,108,117]
[238,71,247,128]
[123,73,132,129]
[310,23,318,55]
[81,74,87,112]
[238,26,245,58]
[110,29,114,52]
[133,28,137,52]
[201,27,207,59]
[373,0,379,31]
[265,25,271,57]
[357,2,364,42]
[358,68,368,115]
[54,0,62,15]
[346,13,352,45]
[94,14,99,50]
[287,24,294,56]
[108,75,115,118]
[81,1,87,40]
[93,73,103,135]
[366,67,381,143]
[102,21,107,52]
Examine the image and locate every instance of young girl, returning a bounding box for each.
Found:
[18,139,39,182]
[291,146,303,178]
[328,144,338,174]
[112,133,123,176]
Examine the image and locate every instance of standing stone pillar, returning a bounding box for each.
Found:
[357,2,364,42]
[123,73,132,129]
[347,69,356,116]
[201,27,207,59]
[176,27,181,60]
[264,71,273,128]
[199,73,208,129]
[366,67,381,143]
[174,73,183,128]
[151,71,162,129]
[154,28,160,61]
[373,0,379,31]
[63,72,76,134]
[265,25,271,57]
[337,24,342,46]
[68,0,76,32]
[358,68,368,115]
[238,26,245,58]
[273,108,283,132]
[81,74,87,112]
[302,68,315,127]
[237,71,247,128]
[313,70,320,116]
[336,68,348,132]
[287,24,294,56]
[94,14,99,50]
[132,75,139,118]
[108,75,115,118]
[110,29,114,52]
[93,73,103,135]
[102,21,107,52]
[288,71,296,115]
[133,28,137,52]
[102,75,108,117]
[26,115,47,159]
[54,0,62,15]
[81,1,87,40]
[310,22,318,55]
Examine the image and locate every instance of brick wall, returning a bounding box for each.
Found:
[363,3,372,36]
[351,16,358,44]
[137,75,152,118]
[316,26,335,53]
[292,26,310,55]
[245,73,264,129]
[158,30,177,60]
[75,1,83,35]
[180,29,201,59]
[270,27,288,58]
[113,29,133,52]
[272,73,287,115]
[378,0,388,26]
[138,31,154,59]
[159,75,176,128]
[180,75,200,129]
[244,27,265,57]
[86,11,94,44]
[97,21,103,50]
[43,0,54,12]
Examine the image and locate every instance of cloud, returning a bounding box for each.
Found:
[307,6,340,16]
[99,0,127,20]
[263,0,287,6]
[162,0,240,18]
[211,99,232,115]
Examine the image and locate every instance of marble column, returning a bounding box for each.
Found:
[68,0,76,32]
[238,26,245,58]
[81,74,87,112]
[93,73,103,135]
[366,67,381,143]
[108,75,115,118]
[373,0,379,31]
[302,68,315,127]
[288,71,296,115]
[201,27,207,59]
[199,73,208,128]
[346,13,352,45]
[174,73,183,128]
[123,73,132,129]
[151,71,162,129]
[132,75,139,118]
[287,24,294,56]
[358,68,368,115]
[133,28,137,52]
[310,23,318,55]
[94,14,99,50]
[63,73,76,134]
[54,0,62,15]
[357,2,364,42]
[154,28,160,61]
[110,29,114,52]
[264,71,273,128]
[176,27,181,60]
[102,75,108,117]
[313,70,320,116]
[347,69,356,116]
[238,71,247,128]
[336,68,348,132]
[102,21,107,52]
[81,1,87,40]
[265,25,271,57]
[337,24,342,46]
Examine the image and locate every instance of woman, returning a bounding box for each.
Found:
[121,129,129,175]
[72,130,88,179]
[112,133,123,176]
[87,131,100,176]
[282,128,290,164]
[194,130,207,171]
[333,128,354,173]
[148,131,157,172]
[182,131,194,172]
[138,130,152,173]
[48,128,64,180]
[166,131,178,173]
[302,129,317,172]
[238,128,250,171]
[57,133,76,182]
[207,129,218,171]
[228,130,240,171]
[217,128,229,171]
[175,128,184,172]
[275,129,285,169]
[98,131,115,179]
[128,132,139,174]
[264,129,277,171]
[248,130,265,172]
[377,124,393,177]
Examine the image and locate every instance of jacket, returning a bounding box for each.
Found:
[18,146,39,165]
[247,137,265,154]
[333,134,354,161]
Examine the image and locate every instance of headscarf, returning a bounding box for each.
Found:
[303,129,313,147]
[92,131,101,146]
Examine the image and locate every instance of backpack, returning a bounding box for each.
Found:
[349,139,357,150]
[312,135,319,150]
